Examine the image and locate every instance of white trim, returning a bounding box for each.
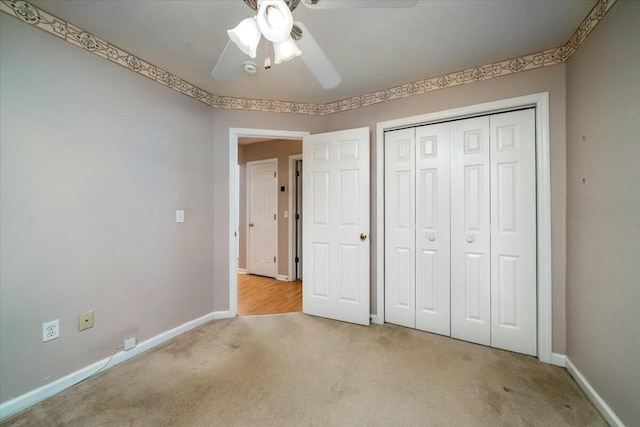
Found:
[246,158,279,279]
[551,352,567,367]
[237,268,248,275]
[0,310,231,421]
[288,154,303,281]
[276,274,289,281]
[375,92,553,364]
[565,357,625,427]
[229,128,310,317]
[370,314,382,325]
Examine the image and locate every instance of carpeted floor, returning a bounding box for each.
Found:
[2,313,606,426]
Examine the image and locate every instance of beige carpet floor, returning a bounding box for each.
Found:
[2,313,606,426]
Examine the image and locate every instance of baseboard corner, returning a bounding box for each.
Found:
[551,352,566,367]
[565,357,625,427]
[237,268,248,274]
[276,275,289,281]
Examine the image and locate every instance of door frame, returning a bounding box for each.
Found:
[246,158,278,278]
[229,128,310,317]
[288,154,303,281]
[375,92,554,364]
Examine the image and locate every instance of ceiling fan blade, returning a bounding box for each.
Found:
[211,40,247,81]
[302,0,417,9]
[295,22,341,89]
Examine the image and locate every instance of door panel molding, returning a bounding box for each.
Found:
[376,92,554,364]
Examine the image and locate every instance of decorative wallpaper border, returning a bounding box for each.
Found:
[0,0,616,116]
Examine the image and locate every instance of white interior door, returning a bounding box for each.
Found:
[490,109,537,356]
[384,128,416,328]
[451,116,491,346]
[248,159,277,278]
[303,127,370,326]
[415,124,451,336]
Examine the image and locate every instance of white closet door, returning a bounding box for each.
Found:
[490,109,537,356]
[415,124,451,336]
[384,128,416,328]
[451,116,491,346]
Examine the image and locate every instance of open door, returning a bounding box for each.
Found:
[302,127,370,326]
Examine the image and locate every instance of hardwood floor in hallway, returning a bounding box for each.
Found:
[238,274,302,315]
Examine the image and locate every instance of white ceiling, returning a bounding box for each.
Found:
[29,0,594,104]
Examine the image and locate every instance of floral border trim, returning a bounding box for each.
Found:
[0,0,616,116]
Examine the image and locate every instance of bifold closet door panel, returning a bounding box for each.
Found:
[450,116,491,346]
[490,109,537,356]
[415,124,451,336]
[384,128,416,328]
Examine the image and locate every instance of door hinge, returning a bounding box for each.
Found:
[296,171,300,177]
[295,257,299,263]
[274,171,277,178]
[274,213,277,220]
[274,256,277,262]
[295,214,300,220]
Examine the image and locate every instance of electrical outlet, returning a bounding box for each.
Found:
[42,320,59,342]
[78,310,94,331]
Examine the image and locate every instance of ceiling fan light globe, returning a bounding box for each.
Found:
[273,37,302,64]
[257,0,293,42]
[228,17,261,58]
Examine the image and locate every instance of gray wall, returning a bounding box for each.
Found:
[566,1,640,424]
[323,64,568,353]
[238,139,302,276]
[0,14,217,402]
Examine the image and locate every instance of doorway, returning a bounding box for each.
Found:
[234,133,307,316]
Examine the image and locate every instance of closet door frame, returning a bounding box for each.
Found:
[376,92,555,365]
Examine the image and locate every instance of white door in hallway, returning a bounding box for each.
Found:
[247,159,278,278]
[450,116,492,347]
[303,127,370,326]
[489,109,537,356]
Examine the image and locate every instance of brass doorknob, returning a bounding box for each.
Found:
[249,223,254,227]
[360,233,367,241]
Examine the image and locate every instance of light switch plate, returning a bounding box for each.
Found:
[176,210,185,223]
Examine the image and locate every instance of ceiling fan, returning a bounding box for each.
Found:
[211,0,418,89]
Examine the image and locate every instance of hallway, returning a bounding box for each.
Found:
[238,274,302,315]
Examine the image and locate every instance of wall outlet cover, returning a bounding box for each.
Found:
[42,319,60,342]
[78,310,94,331]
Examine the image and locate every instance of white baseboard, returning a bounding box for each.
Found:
[237,268,248,274]
[565,357,624,427]
[0,310,231,421]
[276,274,289,281]
[370,314,383,325]
[212,311,233,320]
[551,352,566,367]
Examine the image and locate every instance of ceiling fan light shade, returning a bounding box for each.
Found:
[273,37,302,64]
[227,17,261,58]
[256,0,293,42]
